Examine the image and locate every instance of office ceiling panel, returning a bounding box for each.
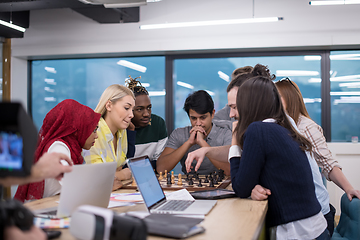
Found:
[0,0,140,38]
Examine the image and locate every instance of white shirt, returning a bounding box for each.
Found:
[43,141,71,198]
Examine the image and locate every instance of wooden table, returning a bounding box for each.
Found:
[25,189,268,240]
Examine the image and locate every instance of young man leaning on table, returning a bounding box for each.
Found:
[156,90,231,176]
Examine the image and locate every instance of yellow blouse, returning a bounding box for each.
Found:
[83,117,128,168]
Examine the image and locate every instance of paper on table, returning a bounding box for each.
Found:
[165,189,195,201]
[107,201,135,208]
[111,192,144,203]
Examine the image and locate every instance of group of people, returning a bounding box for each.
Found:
[6,64,360,240]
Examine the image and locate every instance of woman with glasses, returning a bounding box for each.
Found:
[15,99,101,202]
[275,78,360,236]
[83,84,135,190]
[230,76,327,239]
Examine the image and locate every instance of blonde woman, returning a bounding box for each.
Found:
[83,84,135,190]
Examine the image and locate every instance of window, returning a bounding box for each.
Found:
[173,55,322,129]
[31,56,165,129]
[330,50,360,142]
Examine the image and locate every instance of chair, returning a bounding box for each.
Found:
[331,194,360,240]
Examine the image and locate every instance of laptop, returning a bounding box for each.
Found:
[127,155,217,215]
[33,161,116,218]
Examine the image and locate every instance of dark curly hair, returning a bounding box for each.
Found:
[125,75,148,97]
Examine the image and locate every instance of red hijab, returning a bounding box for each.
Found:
[15,99,101,202]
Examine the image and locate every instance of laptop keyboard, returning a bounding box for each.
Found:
[157,200,193,211]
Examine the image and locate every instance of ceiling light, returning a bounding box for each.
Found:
[177,81,194,89]
[339,82,360,88]
[309,0,360,5]
[205,90,215,96]
[0,19,26,32]
[334,96,360,105]
[148,91,165,96]
[44,67,57,74]
[218,71,230,82]
[276,70,319,77]
[304,56,322,61]
[117,60,147,73]
[140,17,283,30]
[330,91,360,96]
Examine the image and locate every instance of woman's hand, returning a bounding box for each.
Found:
[231,121,239,146]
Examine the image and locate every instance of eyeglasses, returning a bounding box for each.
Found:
[93,126,99,133]
[278,77,300,93]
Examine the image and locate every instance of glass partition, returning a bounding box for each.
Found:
[31,56,165,130]
[173,55,322,129]
[330,50,360,142]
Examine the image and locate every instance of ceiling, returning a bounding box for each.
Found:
[0,0,140,38]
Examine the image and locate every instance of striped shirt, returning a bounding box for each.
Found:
[297,115,341,180]
[82,117,128,168]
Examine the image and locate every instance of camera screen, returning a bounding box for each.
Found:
[0,131,23,171]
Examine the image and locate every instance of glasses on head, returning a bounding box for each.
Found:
[93,126,99,133]
[279,77,294,86]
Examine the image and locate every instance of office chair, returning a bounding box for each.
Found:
[331,193,360,240]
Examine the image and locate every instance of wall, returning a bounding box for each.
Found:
[8,0,360,214]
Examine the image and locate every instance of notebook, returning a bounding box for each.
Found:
[33,162,116,218]
[127,155,217,215]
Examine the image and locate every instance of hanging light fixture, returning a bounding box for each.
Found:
[140,0,283,30]
[309,0,360,5]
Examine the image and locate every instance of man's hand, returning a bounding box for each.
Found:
[115,168,132,180]
[4,226,46,240]
[185,147,210,173]
[251,185,271,201]
[31,152,73,182]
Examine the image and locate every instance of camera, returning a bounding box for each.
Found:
[0,199,34,237]
[70,205,147,240]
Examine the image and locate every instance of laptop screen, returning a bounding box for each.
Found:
[128,156,165,208]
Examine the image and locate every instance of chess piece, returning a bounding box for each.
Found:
[167,172,172,185]
[186,173,189,181]
[204,175,209,183]
[209,179,214,187]
[197,179,203,187]
[188,177,194,186]
[158,172,163,181]
[171,174,175,184]
[171,171,174,177]
[165,170,167,177]
[178,174,182,185]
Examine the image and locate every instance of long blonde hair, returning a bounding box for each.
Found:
[95,84,135,117]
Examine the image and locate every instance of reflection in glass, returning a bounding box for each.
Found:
[330,50,360,142]
[173,56,321,130]
[31,57,165,130]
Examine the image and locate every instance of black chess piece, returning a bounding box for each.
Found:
[213,175,218,185]
[188,177,194,186]
[209,179,214,187]
[186,173,189,181]
[195,173,200,180]
[204,175,209,183]
[167,173,172,185]
[197,179,202,187]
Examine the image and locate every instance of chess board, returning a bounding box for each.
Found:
[123,172,231,192]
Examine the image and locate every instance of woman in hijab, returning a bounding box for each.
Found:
[15,99,101,202]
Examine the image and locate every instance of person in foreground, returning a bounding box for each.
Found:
[83,84,135,190]
[157,90,231,175]
[15,99,100,202]
[1,152,73,240]
[126,76,168,170]
[275,78,360,202]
